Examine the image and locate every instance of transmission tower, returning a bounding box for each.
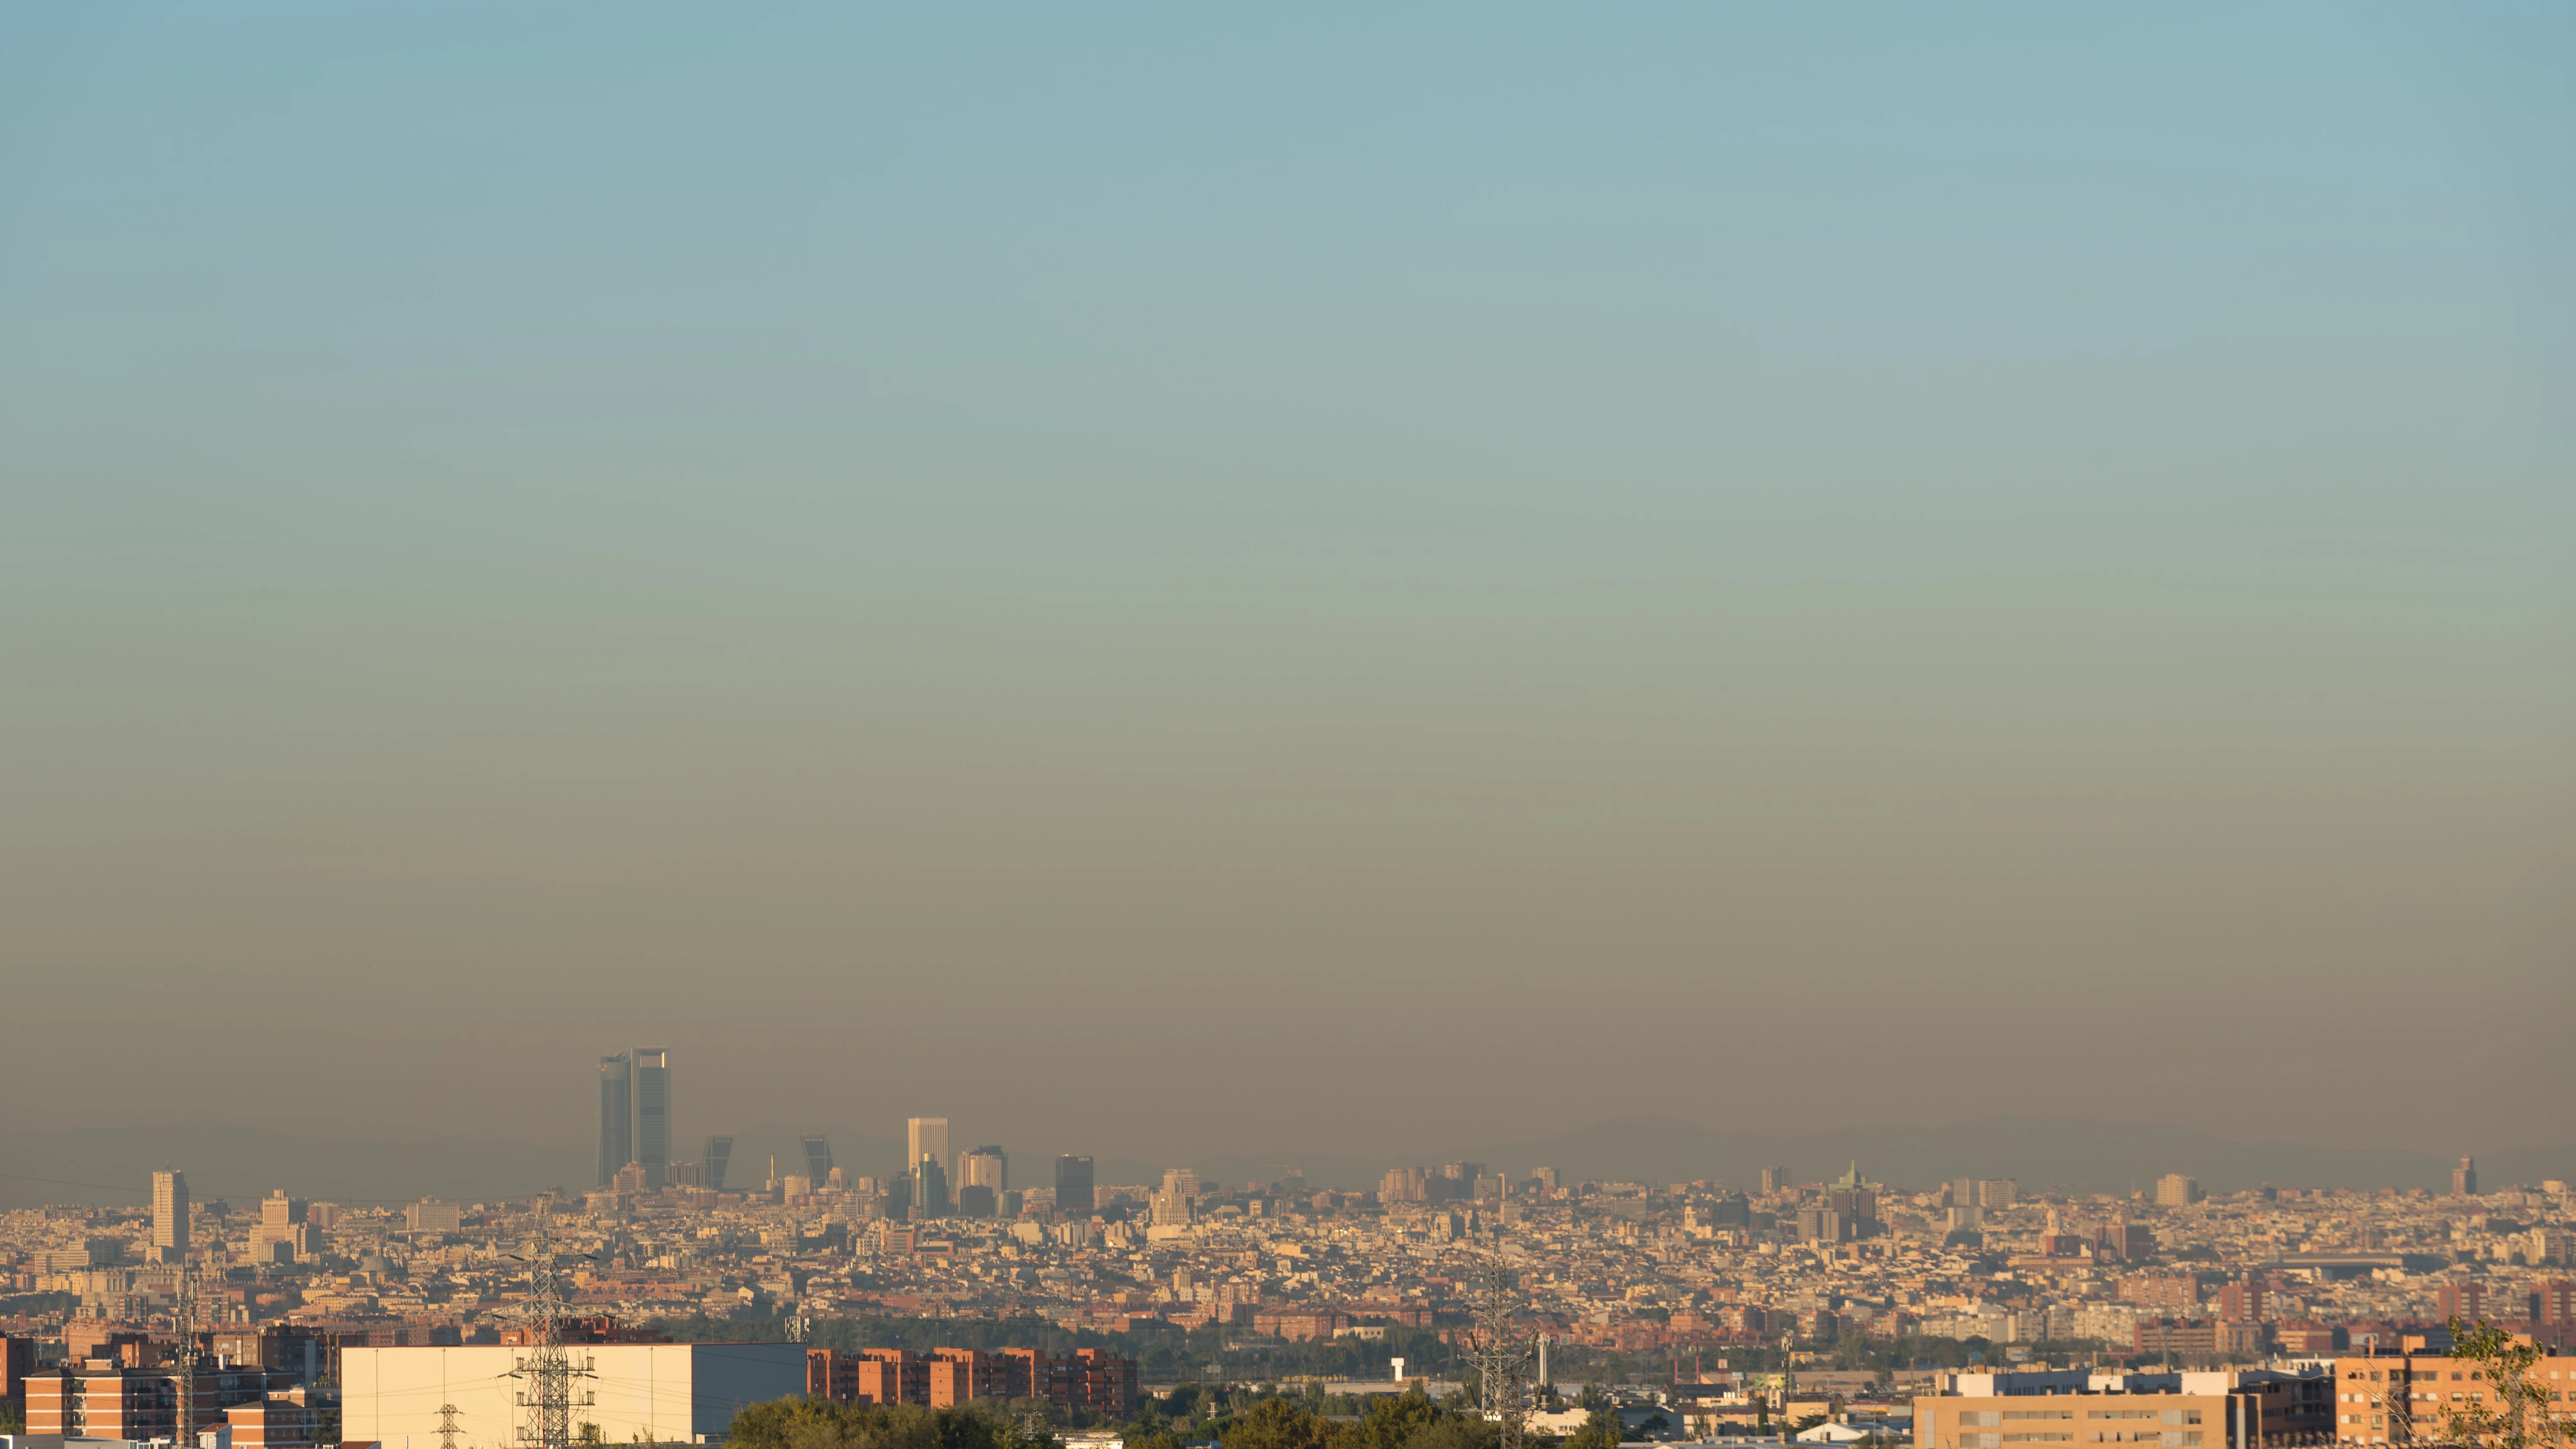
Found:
[176,1263,198,1449]
[1468,1252,1532,1449]
[438,1402,465,1449]
[508,1206,596,1449]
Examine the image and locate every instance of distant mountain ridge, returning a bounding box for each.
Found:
[5,1115,2567,1210]
[1185,1116,2573,1197]
[0,1123,587,1212]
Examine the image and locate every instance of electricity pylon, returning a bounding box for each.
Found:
[176,1264,198,1449]
[508,1205,596,1449]
[438,1402,465,1449]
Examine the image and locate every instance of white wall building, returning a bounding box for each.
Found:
[340,1343,807,1448]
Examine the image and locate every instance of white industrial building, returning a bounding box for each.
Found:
[340,1343,807,1448]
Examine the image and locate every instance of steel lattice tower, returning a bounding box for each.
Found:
[176,1266,197,1449]
[509,1208,595,1449]
[1468,1252,1532,1449]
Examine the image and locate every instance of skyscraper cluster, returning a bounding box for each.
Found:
[596,1047,673,1188]
[581,1061,1117,1225]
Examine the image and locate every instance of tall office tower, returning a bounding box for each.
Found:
[802,1136,835,1183]
[962,1146,1008,1196]
[1055,1155,1095,1216]
[907,1118,951,1192]
[913,1155,949,1219]
[152,1169,190,1262]
[1760,1166,1790,1195]
[1979,1179,2019,1210]
[632,1047,671,1187]
[702,1135,734,1192]
[2454,1157,2479,1197]
[597,1053,634,1187]
[2154,1173,2201,1207]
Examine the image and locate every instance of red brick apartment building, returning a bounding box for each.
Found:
[26,1366,319,1444]
[806,1346,1136,1417]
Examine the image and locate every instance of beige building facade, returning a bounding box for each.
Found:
[340,1343,805,1448]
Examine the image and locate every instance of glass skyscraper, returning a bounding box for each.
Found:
[1055,1154,1094,1216]
[913,1154,948,1219]
[596,1047,672,1188]
[596,1053,632,1188]
[632,1047,670,1188]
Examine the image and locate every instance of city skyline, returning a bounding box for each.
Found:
[4,7,2570,1449]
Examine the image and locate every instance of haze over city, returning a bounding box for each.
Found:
[6,13,2576,1449]
[6,6,2572,1195]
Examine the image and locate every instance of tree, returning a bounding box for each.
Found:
[2441,1319,2573,1449]
[1222,1396,1348,1449]
[727,1399,1019,1449]
[1353,1391,1450,1449]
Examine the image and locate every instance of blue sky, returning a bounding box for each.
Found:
[3,4,2570,1159]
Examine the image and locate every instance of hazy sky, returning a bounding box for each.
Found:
[4,4,2570,1167]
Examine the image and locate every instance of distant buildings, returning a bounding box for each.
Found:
[595,1047,674,1188]
[908,1118,951,1201]
[1152,1169,1198,1228]
[1056,1154,1094,1214]
[962,1146,1008,1196]
[596,1053,632,1187]
[402,1199,461,1235]
[2157,1174,2205,1207]
[913,1155,949,1219]
[150,1169,188,1263]
[802,1135,835,1183]
[253,1191,309,1264]
[632,1048,671,1187]
[2454,1157,2478,1197]
[703,1133,734,1191]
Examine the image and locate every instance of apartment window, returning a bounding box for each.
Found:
[2005,1412,2074,1421]
[2004,1434,2072,1443]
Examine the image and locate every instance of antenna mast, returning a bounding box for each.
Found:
[1470,1249,1530,1449]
